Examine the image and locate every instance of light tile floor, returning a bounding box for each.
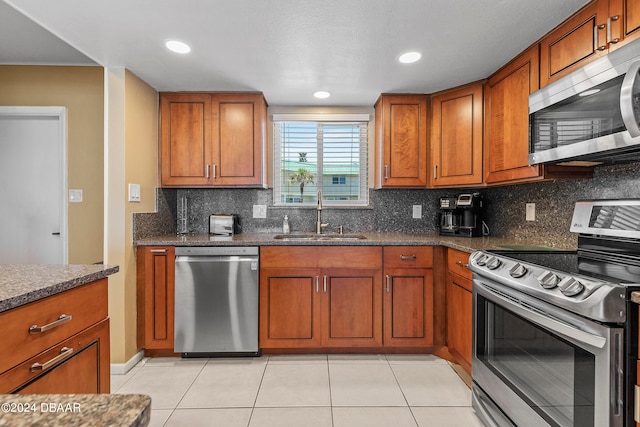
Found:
[112,354,483,427]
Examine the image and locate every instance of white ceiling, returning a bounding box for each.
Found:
[1,0,590,106]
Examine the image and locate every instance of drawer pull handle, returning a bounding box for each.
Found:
[30,347,74,372]
[149,249,167,253]
[456,260,470,269]
[29,314,72,334]
[400,255,417,260]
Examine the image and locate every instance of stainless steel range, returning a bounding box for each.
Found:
[469,199,640,427]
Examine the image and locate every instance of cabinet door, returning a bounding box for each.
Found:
[446,273,472,373]
[160,93,213,187]
[136,246,175,350]
[383,268,433,347]
[431,83,484,187]
[484,45,542,184]
[375,94,429,187]
[609,0,640,51]
[322,268,383,347]
[539,1,609,88]
[211,93,267,187]
[259,268,322,348]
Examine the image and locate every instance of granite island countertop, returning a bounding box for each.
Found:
[135,232,577,253]
[0,393,150,427]
[0,264,119,313]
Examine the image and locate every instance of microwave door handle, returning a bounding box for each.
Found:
[620,60,640,137]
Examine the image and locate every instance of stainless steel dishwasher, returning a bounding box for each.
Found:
[174,246,259,356]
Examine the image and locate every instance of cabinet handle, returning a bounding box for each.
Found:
[384,165,389,180]
[315,276,319,293]
[323,275,327,293]
[400,255,417,260]
[433,165,437,179]
[29,314,72,334]
[206,164,211,179]
[213,164,218,179]
[608,15,620,44]
[30,347,74,372]
[386,275,391,292]
[150,249,167,253]
[456,260,470,269]
[595,24,607,51]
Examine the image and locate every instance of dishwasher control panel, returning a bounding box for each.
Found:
[175,246,259,256]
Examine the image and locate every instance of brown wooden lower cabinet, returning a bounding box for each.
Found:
[259,268,322,348]
[446,273,473,373]
[260,246,431,351]
[383,268,434,347]
[10,320,110,394]
[0,280,110,394]
[260,246,385,349]
[136,246,175,353]
[446,248,473,374]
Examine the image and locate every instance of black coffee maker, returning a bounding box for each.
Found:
[438,193,484,237]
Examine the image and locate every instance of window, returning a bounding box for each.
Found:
[332,176,346,185]
[273,114,369,206]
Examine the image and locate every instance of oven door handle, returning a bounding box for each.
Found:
[477,282,607,349]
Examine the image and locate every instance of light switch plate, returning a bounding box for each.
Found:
[526,203,536,221]
[69,189,83,203]
[128,183,141,202]
[253,204,267,218]
[412,204,422,219]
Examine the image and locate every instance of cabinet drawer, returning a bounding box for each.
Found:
[383,246,433,268]
[0,318,110,394]
[0,279,108,375]
[447,249,472,280]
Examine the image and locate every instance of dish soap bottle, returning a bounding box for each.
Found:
[282,215,290,234]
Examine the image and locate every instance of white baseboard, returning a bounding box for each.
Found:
[110,350,145,375]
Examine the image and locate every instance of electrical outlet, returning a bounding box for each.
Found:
[69,189,83,203]
[526,203,536,221]
[412,204,422,219]
[253,204,267,219]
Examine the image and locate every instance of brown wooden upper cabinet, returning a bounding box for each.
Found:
[430,82,484,187]
[160,92,267,188]
[540,0,640,88]
[484,46,592,184]
[374,94,429,188]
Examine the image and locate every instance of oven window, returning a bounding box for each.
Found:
[477,295,595,427]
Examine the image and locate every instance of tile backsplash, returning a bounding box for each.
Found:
[133,161,640,248]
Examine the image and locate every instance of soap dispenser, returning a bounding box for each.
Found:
[282,215,290,234]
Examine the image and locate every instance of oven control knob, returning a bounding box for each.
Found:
[486,256,502,270]
[509,263,527,278]
[558,276,584,297]
[474,253,488,266]
[537,270,560,289]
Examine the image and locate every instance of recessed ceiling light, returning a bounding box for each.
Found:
[165,40,191,54]
[398,51,422,64]
[313,91,331,99]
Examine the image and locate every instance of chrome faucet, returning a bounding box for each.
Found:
[316,190,329,234]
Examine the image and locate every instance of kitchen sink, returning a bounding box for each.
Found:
[274,234,367,241]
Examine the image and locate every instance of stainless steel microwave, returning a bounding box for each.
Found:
[529,40,640,165]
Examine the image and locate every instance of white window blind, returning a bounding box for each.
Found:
[273,114,369,207]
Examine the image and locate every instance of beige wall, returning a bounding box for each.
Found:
[123,70,158,361]
[105,68,158,364]
[0,66,105,264]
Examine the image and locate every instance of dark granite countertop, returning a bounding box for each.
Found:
[135,232,577,253]
[0,393,150,427]
[0,264,119,313]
